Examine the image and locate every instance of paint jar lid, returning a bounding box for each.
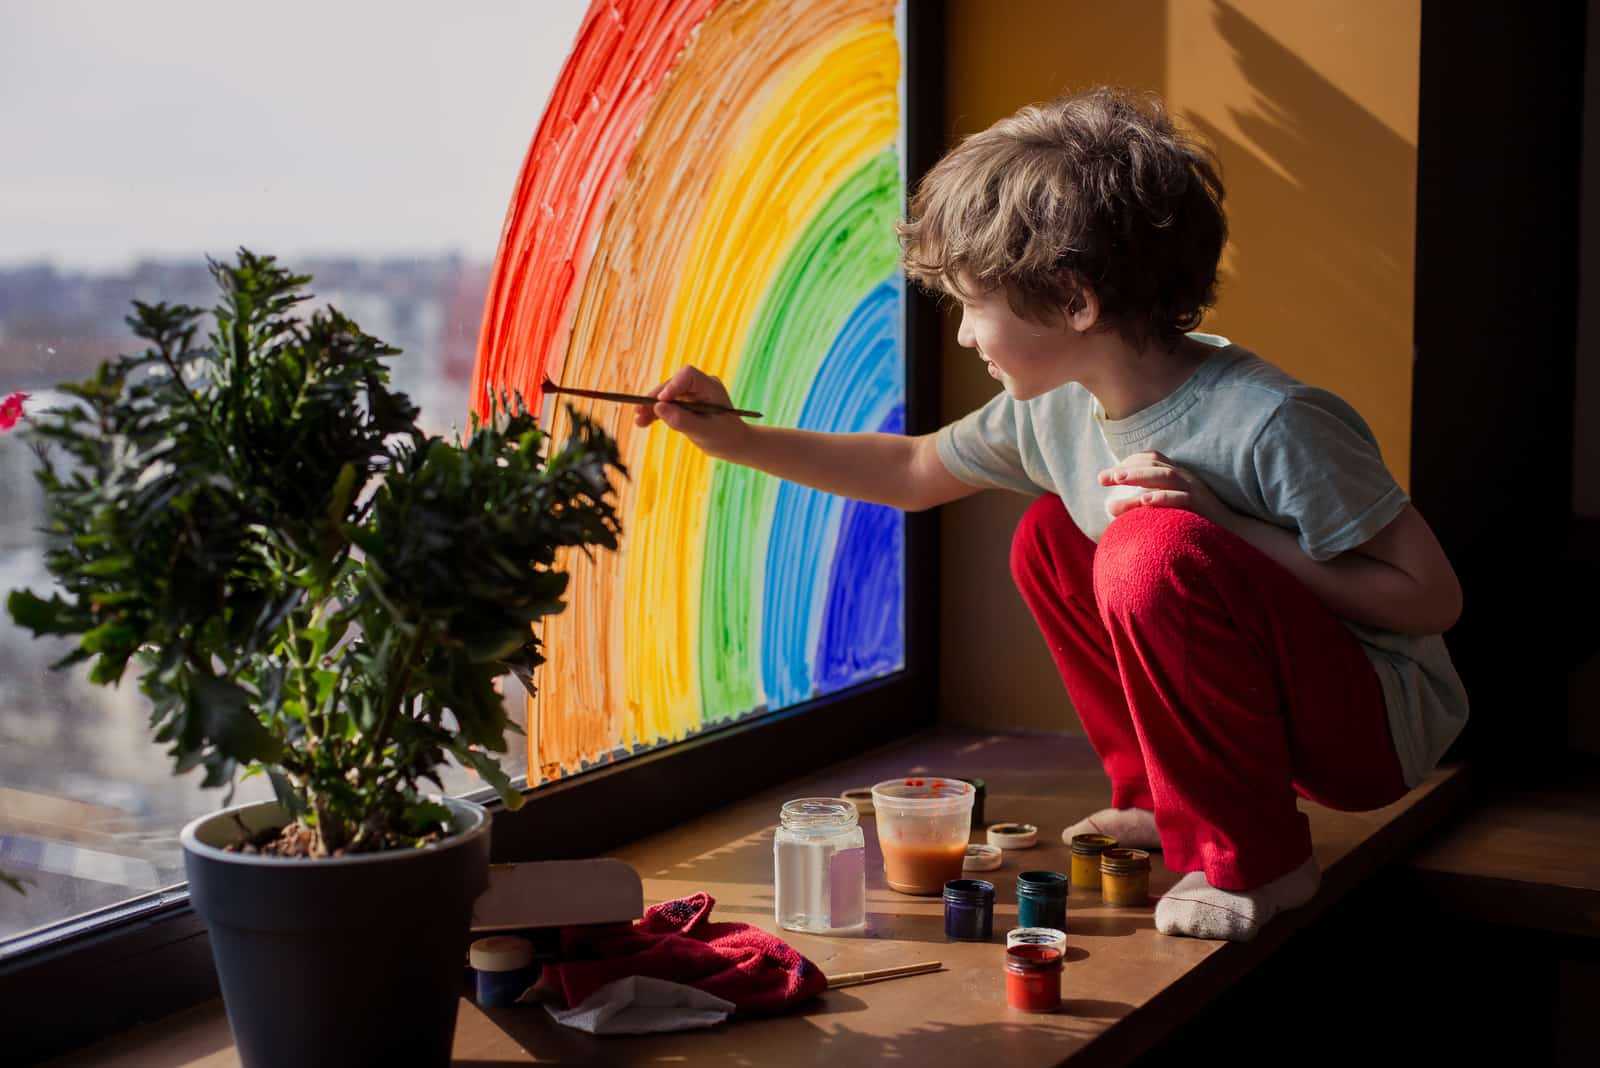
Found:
[469,935,534,972]
[1016,870,1070,899]
[1069,833,1119,856]
[963,843,1003,872]
[839,788,875,815]
[1007,927,1068,954]
[987,823,1038,849]
[943,878,996,906]
[1100,848,1152,875]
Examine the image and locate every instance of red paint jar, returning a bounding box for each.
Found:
[1004,944,1063,1013]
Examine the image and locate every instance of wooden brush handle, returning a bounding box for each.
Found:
[826,961,942,989]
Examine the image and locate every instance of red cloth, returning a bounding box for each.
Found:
[534,893,827,1014]
[1010,496,1410,890]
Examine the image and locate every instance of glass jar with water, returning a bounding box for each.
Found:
[773,797,865,934]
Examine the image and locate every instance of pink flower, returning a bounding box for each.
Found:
[0,391,28,431]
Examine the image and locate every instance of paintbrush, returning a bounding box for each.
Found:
[826,961,943,989]
[542,376,763,419]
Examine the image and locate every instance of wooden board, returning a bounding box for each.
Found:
[1404,763,1600,938]
[49,728,1469,1067]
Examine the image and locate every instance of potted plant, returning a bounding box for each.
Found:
[5,250,624,1066]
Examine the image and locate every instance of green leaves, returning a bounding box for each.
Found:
[3,250,622,853]
[6,589,90,636]
[191,675,285,765]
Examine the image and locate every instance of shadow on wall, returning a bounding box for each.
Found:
[1188,1,1417,487]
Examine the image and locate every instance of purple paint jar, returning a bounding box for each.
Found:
[943,878,996,941]
[469,935,536,1008]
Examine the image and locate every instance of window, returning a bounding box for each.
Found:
[0,0,595,950]
[1,10,937,1050]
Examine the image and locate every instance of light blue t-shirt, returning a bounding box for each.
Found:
[935,334,1468,790]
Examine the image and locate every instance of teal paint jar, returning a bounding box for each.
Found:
[1016,870,1069,932]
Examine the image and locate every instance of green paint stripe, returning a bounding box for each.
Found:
[698,148,902,721]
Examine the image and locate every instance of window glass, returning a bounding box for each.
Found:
[0,0,584,944]
[0,0,911,946]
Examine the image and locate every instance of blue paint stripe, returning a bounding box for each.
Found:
[761,277,904,709]
[815,403,906,692]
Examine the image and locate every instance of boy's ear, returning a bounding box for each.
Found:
[1066,286,1100,332]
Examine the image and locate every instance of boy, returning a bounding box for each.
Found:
[634,86,1468,942]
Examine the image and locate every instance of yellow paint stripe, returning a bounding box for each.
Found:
[623,21,900,739]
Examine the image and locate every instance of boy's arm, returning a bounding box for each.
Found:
[635,365,980,512]
[1103,450,1464,635]
[1220,504,1464,635]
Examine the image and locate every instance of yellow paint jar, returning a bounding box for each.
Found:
[1069,833,1118,891]
[1100,848,1151,907]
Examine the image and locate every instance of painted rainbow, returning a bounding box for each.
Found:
[470,0,907,781]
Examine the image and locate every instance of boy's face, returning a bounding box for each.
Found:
[954,286,1077,401]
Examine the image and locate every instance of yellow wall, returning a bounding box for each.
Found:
[938,0,1421,733]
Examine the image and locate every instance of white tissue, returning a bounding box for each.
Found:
[537,975,736,1035]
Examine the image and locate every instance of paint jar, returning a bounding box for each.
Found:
[774,797,866,933]
[1006,926,1068,957]
[1100,848,1152,907]
[1005,944,1063,1013]
[469,935,536,1008]
[943,878,995,941]
[1070,833,1118,890]
[871,778,976,895]
[1016,870,1070,932]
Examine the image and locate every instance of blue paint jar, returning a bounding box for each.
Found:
[469,935,537,1008]
[1016,870,1069,932]
[943,878,996,941]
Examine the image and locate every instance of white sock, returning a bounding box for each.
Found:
[1155,855,1321,942]
[1061,807,1161,850]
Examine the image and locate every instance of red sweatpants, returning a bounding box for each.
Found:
[1010,495,1409,890]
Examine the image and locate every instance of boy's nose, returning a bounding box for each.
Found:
[956,313,975,348]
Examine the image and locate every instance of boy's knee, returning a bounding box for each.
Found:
[1009,494,1073,589]
[1093,507,1217,618]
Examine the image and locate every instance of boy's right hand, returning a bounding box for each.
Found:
[633,365,753,460]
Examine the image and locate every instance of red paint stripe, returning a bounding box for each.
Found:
[470,0,719,422]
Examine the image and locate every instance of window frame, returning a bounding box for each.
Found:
[0,5,948,1061]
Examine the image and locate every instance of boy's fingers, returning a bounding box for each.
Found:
[655,401,689,431]
[1107,496,1139,519]
[634,381,666,425]
[657,367,692,401]
[1103,466,1181,488]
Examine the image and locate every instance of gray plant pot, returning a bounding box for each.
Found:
[181,796,491,1068]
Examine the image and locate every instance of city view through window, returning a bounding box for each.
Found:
[0,1,586,943]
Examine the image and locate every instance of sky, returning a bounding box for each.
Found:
[0,0,591,271]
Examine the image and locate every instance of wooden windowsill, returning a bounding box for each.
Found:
[50,727,1470,1067]
[1402,759,1600,939]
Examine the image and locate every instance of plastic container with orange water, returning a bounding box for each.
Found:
[870,778,976,895]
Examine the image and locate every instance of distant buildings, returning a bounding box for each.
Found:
[0,254,489,434]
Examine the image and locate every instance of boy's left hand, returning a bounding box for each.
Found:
[1099,451,1235,530]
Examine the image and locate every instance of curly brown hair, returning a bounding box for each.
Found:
[898,86,1227,347]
